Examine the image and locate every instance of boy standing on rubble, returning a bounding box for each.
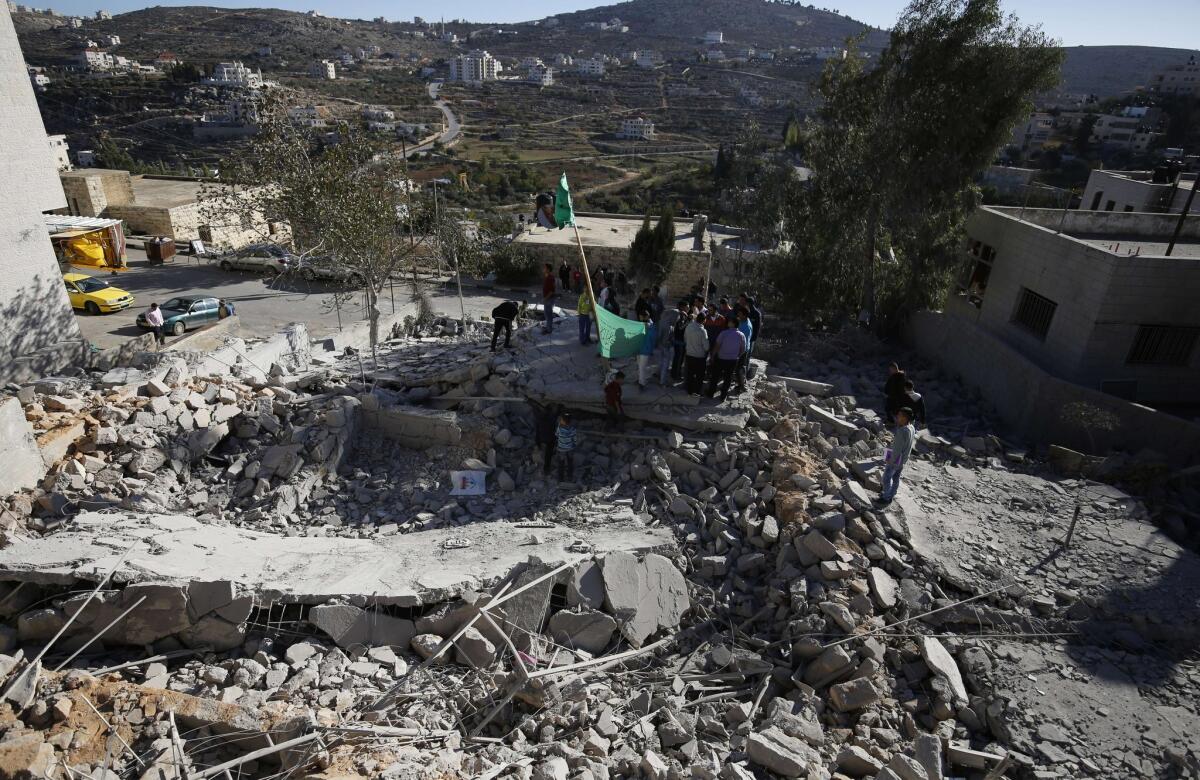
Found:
[877,406,916,505]
[555,412,577,481]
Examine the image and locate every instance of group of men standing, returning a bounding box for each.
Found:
[614,286,764,404]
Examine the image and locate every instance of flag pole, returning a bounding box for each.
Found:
[572,223,599,336]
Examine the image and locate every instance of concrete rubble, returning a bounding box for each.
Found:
[0,318,1196,779]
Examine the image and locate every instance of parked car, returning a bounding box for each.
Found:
[216,243,297,274]
[136,296,221,336]
[295,255,364,284]
[63,272,135,314]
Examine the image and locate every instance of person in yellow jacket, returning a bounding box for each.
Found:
[577,289,595,345]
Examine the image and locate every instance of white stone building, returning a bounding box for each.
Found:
[449,50,499,83]
[704,31,723,44]
[206,61,263,88]
[527,64,553,87]
[95,9,110,19]
[618,117,655,140]
[47,134,71,171]
[362,105,395,122]
[74,48,113,70]
[0,5,84,379]
[99,33,119,46]
[309,59,336,79]
[1080,169,1196,213]
[576,58,605,77]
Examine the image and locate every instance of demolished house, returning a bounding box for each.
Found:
[0,311,1197,780]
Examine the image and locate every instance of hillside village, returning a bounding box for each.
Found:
[2,0,1200,778]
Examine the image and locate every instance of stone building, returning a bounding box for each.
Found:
[952,206,1200,407]
[59,169,285,250]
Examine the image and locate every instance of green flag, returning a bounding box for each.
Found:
[554,172,574,228]
[596,306,646,359]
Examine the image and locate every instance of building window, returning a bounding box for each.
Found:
[960,238,996,307]
[1105,200,1116,211]
[1090,191,1104,210]
[1126,325,1199,366]
[1011,287,1057,341]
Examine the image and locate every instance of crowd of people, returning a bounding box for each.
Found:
[587,276,766,406]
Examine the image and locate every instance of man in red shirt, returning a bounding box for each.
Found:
[542,263,557,334]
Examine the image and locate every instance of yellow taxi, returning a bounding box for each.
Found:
[63,272,135,314]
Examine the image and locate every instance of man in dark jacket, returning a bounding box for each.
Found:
[491,300,521,351]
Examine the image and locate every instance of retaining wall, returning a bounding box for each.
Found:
[908,310,1200,463]
[360,403,463,450]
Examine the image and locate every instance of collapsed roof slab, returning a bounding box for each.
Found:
[513,329,758,433]
[0,511,676,607]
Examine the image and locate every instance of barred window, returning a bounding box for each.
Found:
[1126,326,1199,366]
[1011,288,1057,341]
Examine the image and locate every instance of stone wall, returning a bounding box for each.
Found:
[0,397,46,496]
[59,169,135,216]
[0,7,84,376]
[908,310,1200,463]
[360,403,463,449]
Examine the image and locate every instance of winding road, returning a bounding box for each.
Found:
[403,81,461,158]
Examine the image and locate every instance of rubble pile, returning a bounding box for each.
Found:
[0,321,1198,779]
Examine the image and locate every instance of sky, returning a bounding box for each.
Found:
[38,0,1200,49]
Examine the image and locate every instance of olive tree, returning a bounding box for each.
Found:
[201,95,426,363]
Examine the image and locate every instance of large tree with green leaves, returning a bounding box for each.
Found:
[777,0,1063,331]
[201,95,426,363]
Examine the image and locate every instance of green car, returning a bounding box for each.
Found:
[136,296,221,336]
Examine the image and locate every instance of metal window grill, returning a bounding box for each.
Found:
[1011,288,1057,341]
[1126,325,1199,366]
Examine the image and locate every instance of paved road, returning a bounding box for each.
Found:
[71,250,515,350]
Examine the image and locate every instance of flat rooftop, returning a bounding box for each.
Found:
[514,214,701,252]
[1074,234,1200,258]
[130,175,205,208]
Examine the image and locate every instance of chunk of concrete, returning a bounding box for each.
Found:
[746,726,820,777]
[455,626,497,667]
[868,568,899,610]
[548,609,617,655]
[567,559,605,610]
[309,604,416,649]
[829,678,880,712]
[920,636,968,706]
[0,398,46,496]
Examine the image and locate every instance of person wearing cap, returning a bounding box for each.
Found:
[877,407,916,505]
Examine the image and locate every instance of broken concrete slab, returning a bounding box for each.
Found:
[548,609,617,655]
[771,375,834,397]
[746,726,820,777]
[0,512,676,608]
[0,397,46,496]
[920,636,967,706]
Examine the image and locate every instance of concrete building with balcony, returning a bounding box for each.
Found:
[1081,169,1197,214]
[449,49,499,83]
[1008,112,1054,155]
[0,4,84,382]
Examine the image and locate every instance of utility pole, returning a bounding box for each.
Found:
[1165,176,1197,257]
